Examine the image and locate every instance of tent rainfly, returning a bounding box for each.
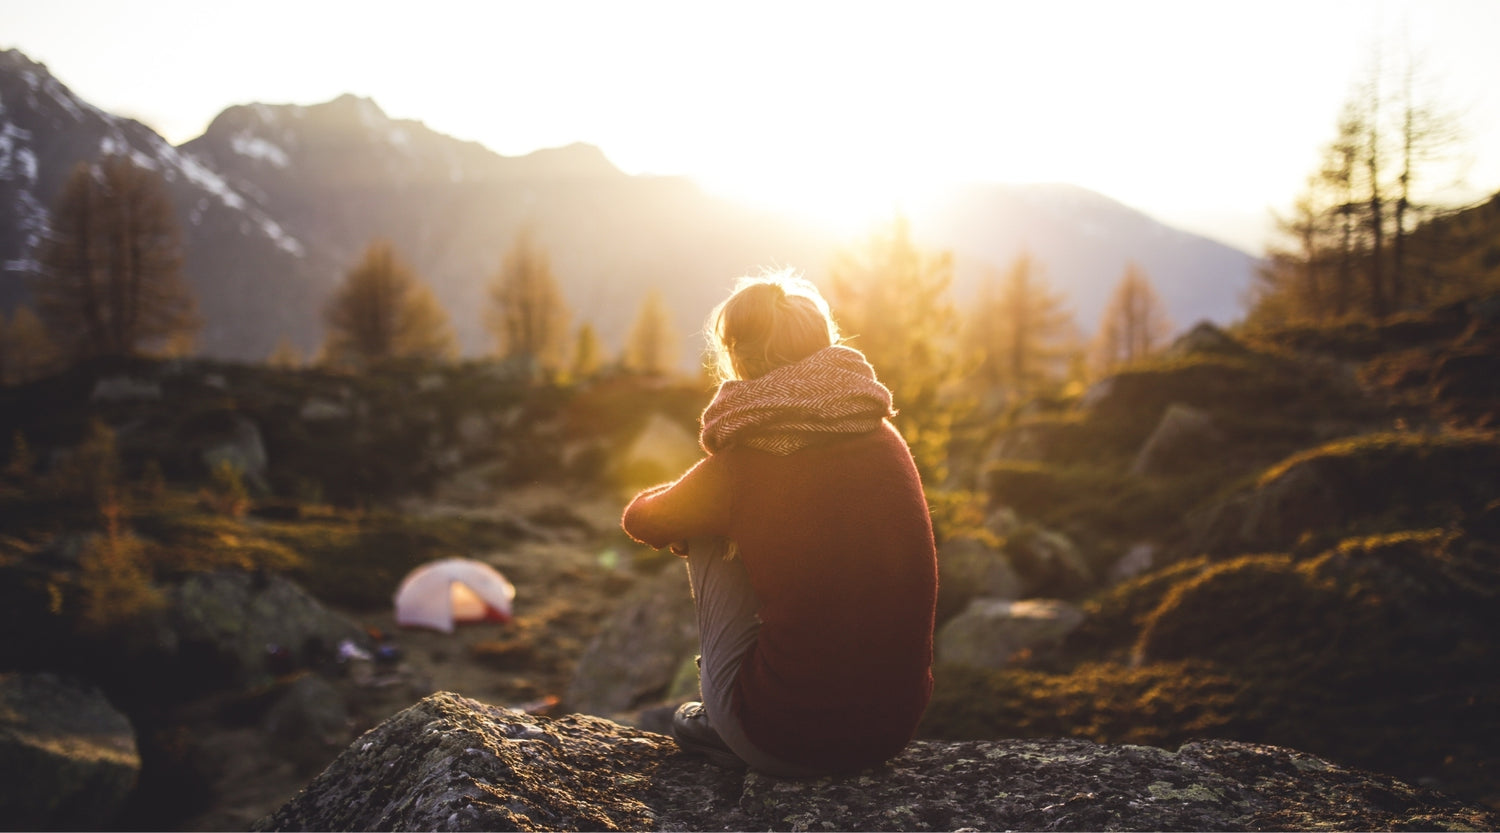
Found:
[393,558,515,633]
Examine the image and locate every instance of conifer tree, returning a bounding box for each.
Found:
[828,215,963,482]
[966,252,1074,399]
[321,239,457,369]
[623,290,678,376]
[34,155,199,361]
[1,305,60,384]
[486,229,570,374]
[1251,51,1463,325]
[266,336,303,369]
[570,321,603,381]
[1095,264,1172,373]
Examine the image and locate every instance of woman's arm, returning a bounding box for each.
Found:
[621,455,733,550]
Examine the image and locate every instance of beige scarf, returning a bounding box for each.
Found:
[700,345,895,456]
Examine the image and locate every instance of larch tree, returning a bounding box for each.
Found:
[828,215,962,483]
[965,252,1074,400]
[623,289,678,377]
[1,305,60,384]
[1250,49,1463,326]
[1094,264,1172,373]
[321,239,457,369]
[34,155,199,361]
[485,229,570,375]
[570,321,603,381]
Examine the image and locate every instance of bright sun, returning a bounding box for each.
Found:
[695,164,956,237]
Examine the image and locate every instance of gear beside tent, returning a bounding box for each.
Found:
[393,558,515,633]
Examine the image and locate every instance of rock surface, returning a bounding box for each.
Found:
[256,691,1498,832]
[565,562,698,717]
[1130,403,1224,476]
[165,570,372,689]
[934,536,1023,623]
[936,597,1086,669]
[0,672,141,831]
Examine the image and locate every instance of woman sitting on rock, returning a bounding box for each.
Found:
[621,270,938,777]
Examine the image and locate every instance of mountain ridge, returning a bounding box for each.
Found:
[0,47,1259,363]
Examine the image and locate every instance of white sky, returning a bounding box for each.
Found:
[3,0,1498,251]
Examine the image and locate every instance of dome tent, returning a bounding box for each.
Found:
[394,558,515,633]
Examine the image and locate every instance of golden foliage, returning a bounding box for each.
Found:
[829,215,964,482]
[34,155,200,361]
[1094,264,1172,374]
[570,321,603,381]
[0,305,61,384]
[487,229,570,374]
[965,252,1076,399]
[623,289,678,376]
[74,503,163,635]
[321,239,457,369]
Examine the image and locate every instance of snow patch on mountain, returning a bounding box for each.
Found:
[230,133,290,168]
[0,121,37,183]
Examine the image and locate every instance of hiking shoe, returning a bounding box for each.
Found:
[671,701,746,770]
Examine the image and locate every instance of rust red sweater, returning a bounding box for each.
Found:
[621,421,938,773]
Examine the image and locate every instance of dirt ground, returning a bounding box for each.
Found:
[173,485,652,832]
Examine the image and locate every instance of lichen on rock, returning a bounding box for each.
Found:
[255,691,1499,832]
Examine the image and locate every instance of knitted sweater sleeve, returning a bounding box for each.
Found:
[620,455,733,551]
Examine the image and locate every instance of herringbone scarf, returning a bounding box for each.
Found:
[700,345,895,455]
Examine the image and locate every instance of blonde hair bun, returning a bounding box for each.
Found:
[706,269,840,382]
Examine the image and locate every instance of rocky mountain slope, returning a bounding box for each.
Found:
[1,47,1258,363]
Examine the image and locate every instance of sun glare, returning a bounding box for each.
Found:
[697,166,954,237]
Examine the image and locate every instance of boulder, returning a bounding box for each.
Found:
[90,375,162,402]
[0,672,140,831]
[935,536,1022,624]
[166,571,371,690]
[1165,321,1249,358]
[1004,524,1094,598]
[1187,431,1500,556]
[262,673,355,766]
[565,563,698,717]
[254,691,1499,832]
[182,411,269,489]
[936,598,1085,669]
[299,397,352,422]
[1108,541,1157,584]
[1129,403,1224,476]
[618,413,701,488]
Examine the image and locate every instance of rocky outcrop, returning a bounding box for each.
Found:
[164,570,372,689]
[256,691,1498,832]
[934,536,1022,623]
[1130,403,1224,476]
[565,563,698,717]
[0,672,141,831]
[936,598,1085,669]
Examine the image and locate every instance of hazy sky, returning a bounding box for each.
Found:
[4,0,1498,251]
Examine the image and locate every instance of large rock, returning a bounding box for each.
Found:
[936,598,1085,669]
[166,571,371,689]
[182,410,270,489]
[1187,431,1500,556]
[1004,524,1094,599]
[1165,321,1250,359]
[935,536,1022,624]
[617,413,701,489]
[565,563,698,717]
[255,691,1499,832]
[1130,403,1224,477]
[0,672,141,830]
